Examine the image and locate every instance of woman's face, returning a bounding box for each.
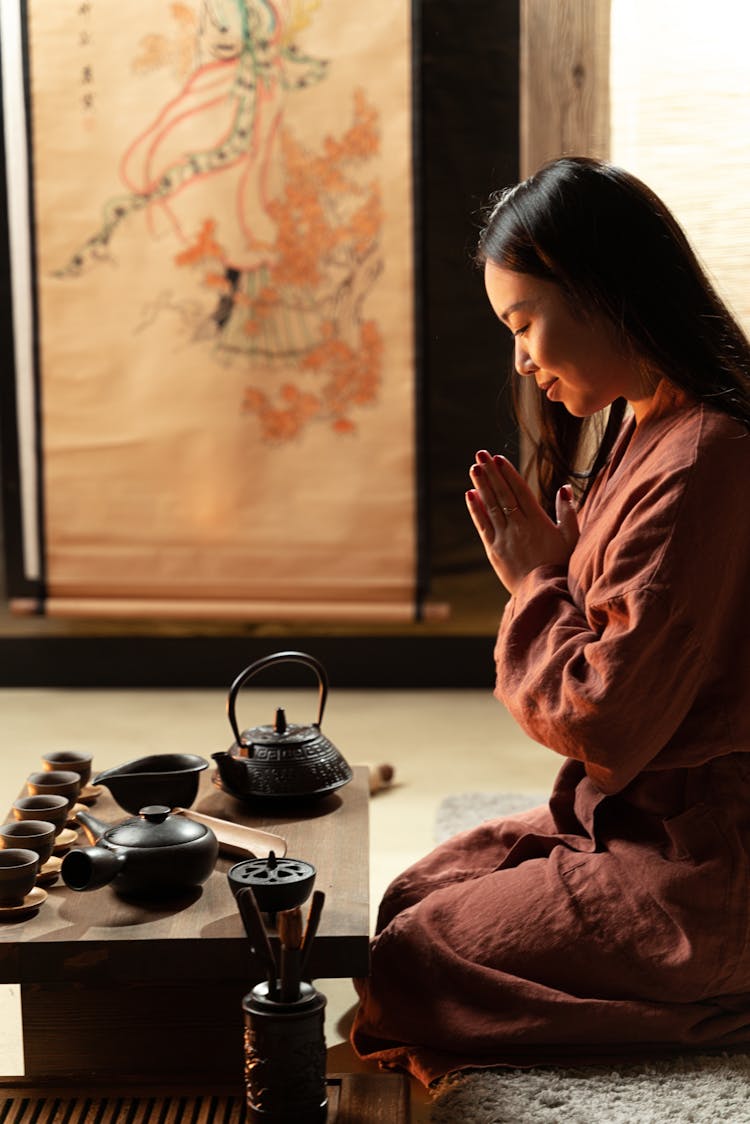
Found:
[484,261,653,421]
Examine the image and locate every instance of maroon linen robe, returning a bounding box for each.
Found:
[350,382,750,1085]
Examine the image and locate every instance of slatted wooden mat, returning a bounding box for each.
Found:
[0,1074,409,1124]
[0,1093,246,1124]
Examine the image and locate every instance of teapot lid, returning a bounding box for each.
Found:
[240,709,319,750]
[105,806,208,848]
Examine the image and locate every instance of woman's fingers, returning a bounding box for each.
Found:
[467,454,574,595]
[555,484,580,550]
[465,489,491,537]
[468,465,503,524]
[491,453,541,512]
[471,451,521,520]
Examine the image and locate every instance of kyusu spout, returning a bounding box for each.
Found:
[62,844,126,891]
[64,808,128,890]
[75,809,111,846]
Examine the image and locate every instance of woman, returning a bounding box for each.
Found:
[350,157,750,1085]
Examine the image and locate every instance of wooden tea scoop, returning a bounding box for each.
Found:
[173,808,287,858]
[278,906,303,1003]
[237,887,278,1000]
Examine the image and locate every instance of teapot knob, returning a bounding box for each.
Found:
[274,708,287,735]
[140,806,171,824]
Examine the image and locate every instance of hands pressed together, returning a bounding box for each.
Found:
[466,451,580,595]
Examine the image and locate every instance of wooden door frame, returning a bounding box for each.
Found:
[520,0,610,177]
[517,0,611,479]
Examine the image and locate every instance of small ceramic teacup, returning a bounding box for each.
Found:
[27,770,82,802]
[0,820,56,867]
[12,794,70,836]
[42,750,93,788]
[0,849,40,905]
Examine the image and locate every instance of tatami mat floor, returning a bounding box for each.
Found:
[0,685,560,1117]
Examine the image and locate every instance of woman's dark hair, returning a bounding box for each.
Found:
[477,156,750,514]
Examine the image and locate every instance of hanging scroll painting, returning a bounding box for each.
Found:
[10,0,418,621]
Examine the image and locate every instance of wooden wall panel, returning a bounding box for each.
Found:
[516,0,610,480]
[520,0,610,177]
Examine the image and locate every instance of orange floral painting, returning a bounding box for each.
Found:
[56,0,384,442]
[18,0,415,619]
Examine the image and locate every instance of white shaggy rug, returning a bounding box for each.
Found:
[430,792,750,1123]
[429,1054,750,1123]
[433,790,548,842]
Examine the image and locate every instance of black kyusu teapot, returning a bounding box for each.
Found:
[61,806,219,896]
[212,651,353,805]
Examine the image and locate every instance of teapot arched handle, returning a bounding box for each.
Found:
[226,650,329,748]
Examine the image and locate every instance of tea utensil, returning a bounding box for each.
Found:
[237,886,278,1000]
[299,890,326,979]
[278,906,303,1003]
[173,807,287,858]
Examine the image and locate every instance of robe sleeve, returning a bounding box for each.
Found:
[494,399,750,794]
[494,562,705,794]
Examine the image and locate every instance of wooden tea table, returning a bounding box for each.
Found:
[0,766,370,1081]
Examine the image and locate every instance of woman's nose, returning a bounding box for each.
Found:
[514,339,538,376]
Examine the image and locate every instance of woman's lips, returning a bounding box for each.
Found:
[538,377,558,397]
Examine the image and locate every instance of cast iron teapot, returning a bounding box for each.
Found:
[212,650,352,805]
[61,805,219,896]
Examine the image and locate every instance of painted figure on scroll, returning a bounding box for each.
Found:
[351,157,750,1085]
[58,0,327,329]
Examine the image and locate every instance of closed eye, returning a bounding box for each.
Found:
[513,324,529,338]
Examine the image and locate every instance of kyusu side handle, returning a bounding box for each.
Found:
[226,650,329,748]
